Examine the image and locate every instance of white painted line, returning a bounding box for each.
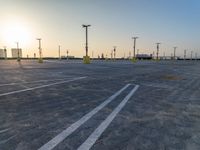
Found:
[19,84,30,89]
[0,128,10,134]
[77,85,139,150]
[0,77,86,97]
[0,135,16,145]
[0,77,74,87]
[38,84,131,150]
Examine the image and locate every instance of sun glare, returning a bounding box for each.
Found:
[2,21,32,46]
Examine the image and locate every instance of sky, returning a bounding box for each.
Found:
[0,0,200,58]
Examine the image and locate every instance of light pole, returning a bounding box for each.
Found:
[163,52,165,60]
[195,52,198,60]
[184,50,187,60]
[16,42,20,62]
[132,37,139,59]
[111,50,113,60]
[58,45,61,60]
[156,43,161,60]
[113,46,116,60]
[36,38,43,63]
[82,24,91,57]
[66,50,69,59]
[173,47,177,60]
[3,46,7,59]
[191,51,193,60]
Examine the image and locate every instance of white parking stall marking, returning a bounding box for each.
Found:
[38,84,131,150]
[77,85,139,150]
[0,135,16,145]
[0,77,86,97]
[0,128,10,134]
[0,77,75,87]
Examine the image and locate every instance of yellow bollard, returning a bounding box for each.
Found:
[83,56,90,64]
[130,57,137,63]
[38,58,43,63]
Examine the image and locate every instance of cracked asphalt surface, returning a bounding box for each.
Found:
[0,59,200,150]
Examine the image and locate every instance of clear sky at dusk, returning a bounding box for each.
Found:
[0,0,200,58]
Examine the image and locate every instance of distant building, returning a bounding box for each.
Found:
[61,55,75,59]
[0,49,7,58]
[136,54,152,60]
[11,48,22,58]
[0,49,5,58]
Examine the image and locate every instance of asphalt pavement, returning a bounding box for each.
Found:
[0,59,200,150]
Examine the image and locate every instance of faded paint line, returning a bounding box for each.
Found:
[0,135,16,145]
[0,128,10,134]
[0,77,74,87]
[0,77,86,97]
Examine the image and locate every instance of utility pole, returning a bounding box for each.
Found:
[113,46,116,60]
[184,50,187,60]
[36,38,43,63]
[16,42,20,62]
[173,47,177,60]
[82,24,91,57]
[58,45,61,60]
[132,37,139,59]
[195,52,198,60]
[156,43,161,60]
[66,50,69,59]
[191,51,193,60]
[163,52,165,60]
[111,50,113,60]
[3,46,7,59]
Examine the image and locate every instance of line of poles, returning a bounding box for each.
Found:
[1,24,199,61]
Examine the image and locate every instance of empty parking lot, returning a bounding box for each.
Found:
[0,60,200,150]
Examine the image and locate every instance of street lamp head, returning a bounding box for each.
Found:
[132,37,139,39]
[36,38,41,40]
[82,24,91,28]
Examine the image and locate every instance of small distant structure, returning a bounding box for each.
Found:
[61,55,75,59]
[136,54,152,60]
[11,48,22,58]
[0,49,7,58]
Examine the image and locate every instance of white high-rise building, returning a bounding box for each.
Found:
[11,48,22,58]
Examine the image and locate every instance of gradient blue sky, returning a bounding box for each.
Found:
[0,0,200,58]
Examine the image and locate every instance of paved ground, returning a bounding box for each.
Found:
[0,59,200,150]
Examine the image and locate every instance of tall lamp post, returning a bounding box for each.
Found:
[156,43,161,60]
[3,46,7,59]
[113,46,116,60]
[191,51,193,60]
[82,24,91,57]
[58,45,61,60]
[36,38,43,63]
[16,42,20,62]
[82,24,91,64]
[184,50,187,60]
[173,47,177,60]
[66,50,69,60]
[132,37,139,59]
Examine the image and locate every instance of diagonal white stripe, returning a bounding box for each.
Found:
[77,85,139,150]
[38,84,131,150]
[0,77,86,97]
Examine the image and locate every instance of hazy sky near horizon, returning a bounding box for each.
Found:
[0,0,200,58]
